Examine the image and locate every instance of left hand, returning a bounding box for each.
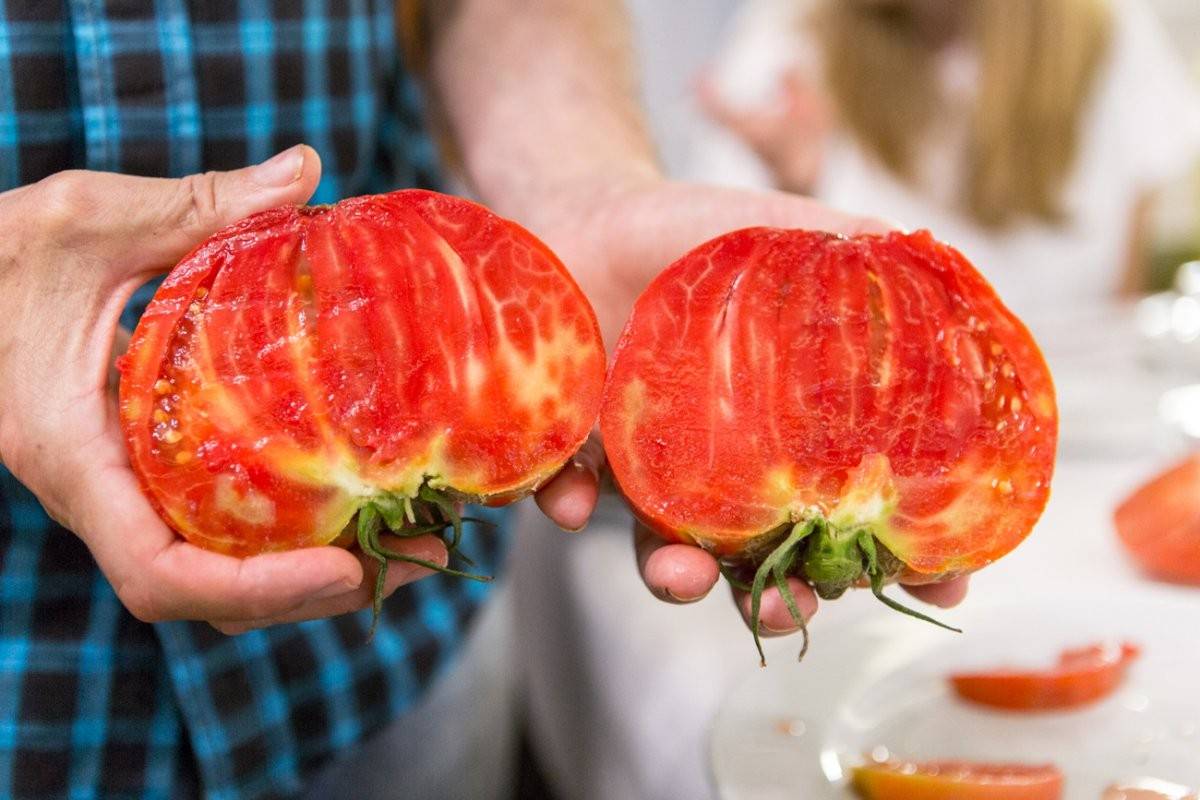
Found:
[525,177,969,635]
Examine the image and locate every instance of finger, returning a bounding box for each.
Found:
[212,534,448,634]
[75,462,364,622]
[534,433,606,531]
[733,576,818,636]
[902,575,970,609]
[634,521,720,603]
[44,144,323,275]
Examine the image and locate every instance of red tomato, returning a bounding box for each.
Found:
[851,760,1064,800]
[1114,456,1200,584]
[120,190,604,573]
[950,642,1140,711]
[600,228,1056,659]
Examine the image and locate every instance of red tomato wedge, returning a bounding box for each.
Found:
[1114,456,1200,584]
[119,190,605,617]
[851,760,1064,800]
[950,642,1140,711]
[600,229,1056,661]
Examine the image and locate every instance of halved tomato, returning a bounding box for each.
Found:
[950,642,1140,711]
[1114,456,1200,584]
[600,228,1057,660]
[119,190,605,616]
[851,760,1064,800]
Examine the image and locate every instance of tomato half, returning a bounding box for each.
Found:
[851,760,1064,800]
[950,642,1140,711]
[1114,456,1200,584]
[600,228,1056,659]
[120,190,604,579]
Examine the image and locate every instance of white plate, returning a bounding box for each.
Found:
[709,588,1200,799]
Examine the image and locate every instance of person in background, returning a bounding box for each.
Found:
[0,1,967,798]
[696,0,1200,320]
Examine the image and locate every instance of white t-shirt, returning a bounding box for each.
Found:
[689,0,1200,323]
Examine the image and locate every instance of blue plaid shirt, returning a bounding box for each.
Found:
[0,2,506,798]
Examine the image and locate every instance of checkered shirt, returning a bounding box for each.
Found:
[0,2,506,798]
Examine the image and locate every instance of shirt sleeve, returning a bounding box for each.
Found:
[1102,0,1200,189]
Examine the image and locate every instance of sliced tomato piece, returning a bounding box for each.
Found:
[851,760,1063,800]
[950,642,1140,711]
[1114,456,1200,584]
[119,190,605,558]
[600,228,1056,659]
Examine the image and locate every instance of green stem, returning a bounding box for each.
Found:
[748,520,816,667]
[856,532,962,634]
[357,487,494,640]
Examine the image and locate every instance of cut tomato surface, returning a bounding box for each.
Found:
[120,190,605,557]
[600,229,1056,658]
[1114,456,1200,584]
[950,642,1140,711]
[851,760,1064,800]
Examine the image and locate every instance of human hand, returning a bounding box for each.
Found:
[517,177,968,636]
[0,148,583,633]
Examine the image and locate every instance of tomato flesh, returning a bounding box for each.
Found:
[120,190,605,555]
[601,229,1056,589]
[950,642,1140,711]
[851,760,1064,800]
[1114,456,1200,584]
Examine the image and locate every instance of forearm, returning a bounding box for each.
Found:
[429,0,660,219]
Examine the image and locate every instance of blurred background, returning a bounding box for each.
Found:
[507,2,1200,799]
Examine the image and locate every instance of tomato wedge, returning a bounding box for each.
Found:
[600,228,1056,660]
[1114,456,1200,584]
[950,642,1140,711]
[120,190,605,616]
[851,760,1064,800]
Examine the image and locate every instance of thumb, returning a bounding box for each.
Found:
[104,144,322,271]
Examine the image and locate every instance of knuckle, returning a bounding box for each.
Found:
[173,172,224,233]
[34,171,94,235]
[117,580,166,623]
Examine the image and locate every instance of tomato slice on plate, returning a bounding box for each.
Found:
[600,228,1057,660]
[851,760,1064,800]
[119,190,605,616]
[950,642,1140,711]
[1114,456,1200,584]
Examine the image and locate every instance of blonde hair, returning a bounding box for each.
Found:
[812,0,1111,228]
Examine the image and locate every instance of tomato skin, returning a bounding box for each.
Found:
[851,760,1064,800]
[119,190,605,555]
[1114,456,1200,584]
[600,228,1056,581]
[949,642,1139,711]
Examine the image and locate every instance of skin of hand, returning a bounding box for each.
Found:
[433,0,970,638]
[0,145,593,633]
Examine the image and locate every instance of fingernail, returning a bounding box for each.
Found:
[664,587,707,604]
[314,575,359,600]
[762,619,801,634]
[251,146,305,187]
[571,457,599,481]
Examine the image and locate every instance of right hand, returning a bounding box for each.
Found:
[0,147,449,634]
